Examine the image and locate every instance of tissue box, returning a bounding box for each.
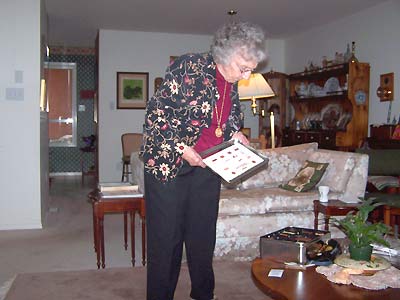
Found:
[259,227,330,263]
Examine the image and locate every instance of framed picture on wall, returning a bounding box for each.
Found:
[117,72,149,109]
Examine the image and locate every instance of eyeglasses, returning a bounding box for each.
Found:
[238,65,255,74]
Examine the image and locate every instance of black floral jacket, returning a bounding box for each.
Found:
[141,52,243,182]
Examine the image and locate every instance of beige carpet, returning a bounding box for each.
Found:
[4,261,269,300]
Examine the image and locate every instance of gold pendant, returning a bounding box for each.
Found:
[215,126,223,137]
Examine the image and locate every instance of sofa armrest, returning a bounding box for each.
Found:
[341,153,369,203]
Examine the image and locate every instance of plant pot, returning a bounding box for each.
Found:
[349,244,373,261]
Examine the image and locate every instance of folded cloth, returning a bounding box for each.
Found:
[316,265,400,290]
[368,175,399,191]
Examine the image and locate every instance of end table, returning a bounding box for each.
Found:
[88,189,146,269]
[313,200,359,231]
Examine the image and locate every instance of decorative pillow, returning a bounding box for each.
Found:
[280,160,329,192]
[240,143,318,190]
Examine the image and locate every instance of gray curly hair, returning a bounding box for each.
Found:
[211,21,267,66]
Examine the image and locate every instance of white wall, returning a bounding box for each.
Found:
[98,29,285,181]
[0,0,42,229]
[285,0,400,127]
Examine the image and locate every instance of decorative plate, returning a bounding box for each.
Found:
[355,90,367,105]
[324,77,340,93]
[336,112,352,130]
[308,83,325,97]
[334,254,390,274]
[321,104,342,130]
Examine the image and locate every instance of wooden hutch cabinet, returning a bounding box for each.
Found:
[283,62,370,150]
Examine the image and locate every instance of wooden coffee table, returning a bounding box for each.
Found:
[251,257,400,300]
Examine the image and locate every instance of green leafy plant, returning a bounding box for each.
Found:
[333,199,390,248]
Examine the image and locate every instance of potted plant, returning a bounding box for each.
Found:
[333,199,390,261]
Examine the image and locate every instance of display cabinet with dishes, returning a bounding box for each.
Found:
[283,62,370,150]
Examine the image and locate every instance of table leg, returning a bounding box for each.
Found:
[130,211,135,267]
[142,215,146,266]
[100,216,105,268]
[313,200,318,230]
[93,203,101,269]
[124,212,128,250]
[324,215,330,231]
[93,202,98,253]
[384,205,391,226]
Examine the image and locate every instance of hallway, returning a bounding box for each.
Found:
[0,176,144,291]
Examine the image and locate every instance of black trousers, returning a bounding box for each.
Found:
[144,163,221,300]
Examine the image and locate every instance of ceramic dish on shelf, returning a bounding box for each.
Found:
[321,103,342,130]
[336,112,352,130]
[324,77,340,93]
[308,83,325,97]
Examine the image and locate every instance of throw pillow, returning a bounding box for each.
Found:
[280,160,329,192]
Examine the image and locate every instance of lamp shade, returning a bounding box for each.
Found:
[238,73,275,100]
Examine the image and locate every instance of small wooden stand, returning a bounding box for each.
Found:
[88,190,146,269]
[313,199,359,231]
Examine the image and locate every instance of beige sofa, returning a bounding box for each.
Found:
[131,142,369,261]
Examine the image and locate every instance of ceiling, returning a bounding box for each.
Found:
[44,0,385,48]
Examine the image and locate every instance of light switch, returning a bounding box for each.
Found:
[5,87,24,101]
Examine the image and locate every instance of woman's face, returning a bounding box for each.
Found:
[218,53,258,83]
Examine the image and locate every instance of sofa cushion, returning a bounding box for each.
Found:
[280,160,328,192]
[240,143,318,190]
[309,149,357,192]
[219,186,340,217]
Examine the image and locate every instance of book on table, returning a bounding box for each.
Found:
[199,140,268,184]
[98,182,143,198]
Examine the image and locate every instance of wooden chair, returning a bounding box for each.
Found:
[121,133,143,182]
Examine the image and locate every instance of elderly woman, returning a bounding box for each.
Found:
[141,21,267,300]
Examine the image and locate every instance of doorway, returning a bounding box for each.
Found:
[44,62,77,147]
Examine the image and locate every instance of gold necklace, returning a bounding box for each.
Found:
[214,82,227,138]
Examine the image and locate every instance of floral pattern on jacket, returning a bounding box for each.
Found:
[141,52,243,182]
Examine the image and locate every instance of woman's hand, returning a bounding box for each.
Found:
[231,131,250,145]
[182,146,206,168]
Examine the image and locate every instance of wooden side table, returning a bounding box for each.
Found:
[89,190,146,269]
[313,200,359,231]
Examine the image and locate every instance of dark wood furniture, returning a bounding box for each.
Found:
[251,256,400,300]
[313,200,359,231]
[366,124,400,149]
[282,129,336,149]
[384,205,400,228]
[89,190,146,269]
[80,146,97,185]
[286,62,370,151]
[370,124,397,139]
